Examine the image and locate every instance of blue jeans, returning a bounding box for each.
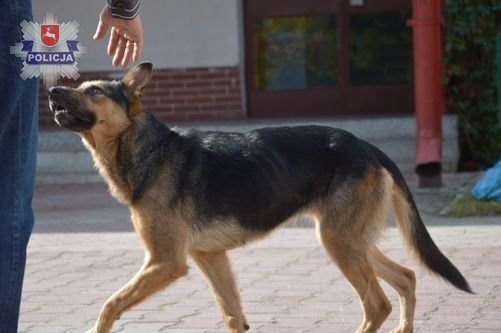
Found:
[0,0,39,332]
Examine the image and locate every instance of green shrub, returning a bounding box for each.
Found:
[443,0,501,169]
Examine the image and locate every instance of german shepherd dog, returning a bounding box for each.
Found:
[48,62,472,333]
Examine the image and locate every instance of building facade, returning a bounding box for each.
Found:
[34,0,414,127]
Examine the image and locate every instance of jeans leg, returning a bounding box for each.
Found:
[0,0,39,332]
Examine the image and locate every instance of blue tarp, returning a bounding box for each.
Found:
[471,161,501,201]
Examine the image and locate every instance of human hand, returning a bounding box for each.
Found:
[93,5,143,67]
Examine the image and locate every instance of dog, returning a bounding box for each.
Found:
[48,62,472,333]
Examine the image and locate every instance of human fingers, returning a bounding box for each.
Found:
[121,40,134,67]
[93,20,108,40]
[107,27,121,57]
[132,37,143,62]
[93,6,110,40]
[112,36,127,67]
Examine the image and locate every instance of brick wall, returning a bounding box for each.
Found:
[39,66,244,127]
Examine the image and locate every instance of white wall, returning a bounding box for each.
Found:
[33,0,240,71]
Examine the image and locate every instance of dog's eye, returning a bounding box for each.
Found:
[87,86,103,95]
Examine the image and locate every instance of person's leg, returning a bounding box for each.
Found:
[0,0,39,332]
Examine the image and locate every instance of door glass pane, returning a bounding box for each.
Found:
[254,15,338,90]
[350,10,413,86]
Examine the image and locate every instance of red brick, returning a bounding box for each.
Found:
[199,72,226,80]
[198,88,226,95]
[226,70,240,79]
[158,113,189,122]
[155,81,184,89]
[144,90,170,98]
[198,103,225,111]
[170,89,199,97]
[148,106,172,114]
[153,71,172,79]
[212,79,232,87]
[170,72,198,80]
[157,96,186,104]
[185,80,211,88]
[226,103,243,111]
[187,96,214,104]
[226,87,242,95]
[214,96,241,103]
[184,113,218,121]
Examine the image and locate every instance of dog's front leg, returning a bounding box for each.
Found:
[191,250,249,333]
[86,258,188,333]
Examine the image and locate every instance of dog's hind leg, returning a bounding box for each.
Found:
[316,168,394,332]
[87,257,188,333]
[372,248,416,333]
[317,221,392,333]
[191,250,249,333]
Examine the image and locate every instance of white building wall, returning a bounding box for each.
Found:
[33,0,240,71]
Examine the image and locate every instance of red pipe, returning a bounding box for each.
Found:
[408,0,444,186]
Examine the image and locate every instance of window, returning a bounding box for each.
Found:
[350,10,413,86]
[254,15,338,90]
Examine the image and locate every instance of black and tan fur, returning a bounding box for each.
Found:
[48,62,472,333]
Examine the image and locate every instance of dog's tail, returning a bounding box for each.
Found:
[371,145,473,293]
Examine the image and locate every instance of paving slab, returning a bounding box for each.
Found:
[20,227,501,333]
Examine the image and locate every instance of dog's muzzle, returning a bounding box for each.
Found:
[48,86,69,117]
[48,86,96,131]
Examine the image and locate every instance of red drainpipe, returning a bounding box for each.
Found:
[408,0,444,187]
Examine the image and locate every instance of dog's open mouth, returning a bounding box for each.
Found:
[49,99,96,132]
[50,100,72,122]
[52,103,68,117]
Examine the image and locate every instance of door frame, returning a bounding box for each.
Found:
[242,0,414,118]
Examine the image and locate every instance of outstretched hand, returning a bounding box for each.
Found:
[93,5,143,67]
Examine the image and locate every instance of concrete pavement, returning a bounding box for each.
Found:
[19,173,501,332]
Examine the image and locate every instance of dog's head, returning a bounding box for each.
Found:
[48,62,152,144]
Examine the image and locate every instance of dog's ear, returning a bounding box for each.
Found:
[122,62,153,100]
